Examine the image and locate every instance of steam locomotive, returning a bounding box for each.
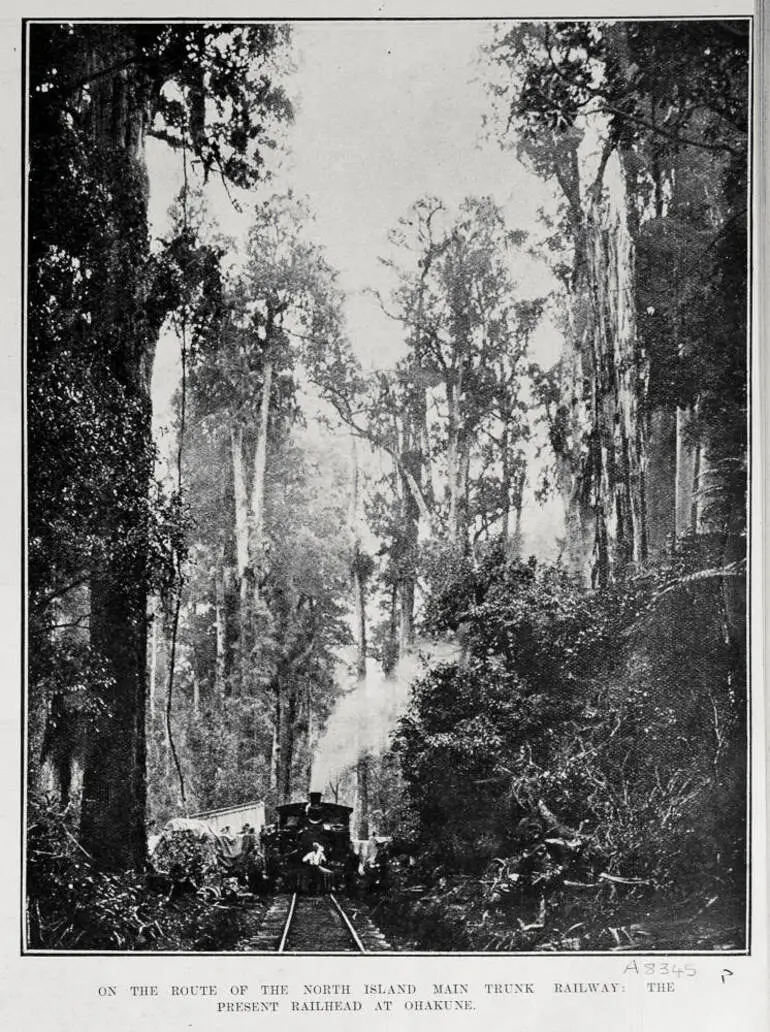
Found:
[262,792,360,893]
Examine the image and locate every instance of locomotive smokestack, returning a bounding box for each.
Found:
[309,791,322,806]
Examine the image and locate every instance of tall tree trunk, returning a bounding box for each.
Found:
[305,686,314,794]
[510,502,523,558]
[397,443,420,656]
[383,583,399,675]
[691,439,703,535]
[352,537,369,839]
[148,603,158,718]
[398,579,415,656]
[419,409,435,510]
[352,552,368,671]
[579,147,648,584]
[646,407,677,555]
[249,355,273,602]
[552,228,596,583]
[675,406,697,537]
[82,573,148,869]
[278,686,297,804]
[214,539,227,697]
[270,690,281,794]
[231,424,251,683]
[356,756,369,841]
[79,30,154,868]
[501,418,511,542]
[459,435,471,545]
[412,258,435,513]
[446,379,462,543]
[275,632,316,803]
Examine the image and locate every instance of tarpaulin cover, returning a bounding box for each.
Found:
[150,817,260,884]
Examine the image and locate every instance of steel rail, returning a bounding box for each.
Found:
[328,893,367,953]
[277,892,297,953]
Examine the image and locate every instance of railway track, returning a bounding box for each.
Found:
[239,892,390,952]
[280,893,365,952]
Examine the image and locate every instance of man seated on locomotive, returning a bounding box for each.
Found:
[301,841,332,894]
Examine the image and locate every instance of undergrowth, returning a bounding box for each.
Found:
[26,798,246,951]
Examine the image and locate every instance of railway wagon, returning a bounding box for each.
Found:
[263,792,358,893]
[191,799,266,837]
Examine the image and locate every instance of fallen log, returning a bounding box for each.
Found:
[598,872,651,886]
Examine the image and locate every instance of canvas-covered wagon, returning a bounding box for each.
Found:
[149,803,266,895]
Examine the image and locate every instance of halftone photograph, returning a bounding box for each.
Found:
[24,18,750,954]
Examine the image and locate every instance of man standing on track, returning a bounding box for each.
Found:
[301,841,332,893]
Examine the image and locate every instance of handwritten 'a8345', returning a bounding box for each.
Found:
[622,962,696,978]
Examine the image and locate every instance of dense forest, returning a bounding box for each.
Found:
[26,20,749,952]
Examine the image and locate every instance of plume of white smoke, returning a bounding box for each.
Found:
[310,640,460,793]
